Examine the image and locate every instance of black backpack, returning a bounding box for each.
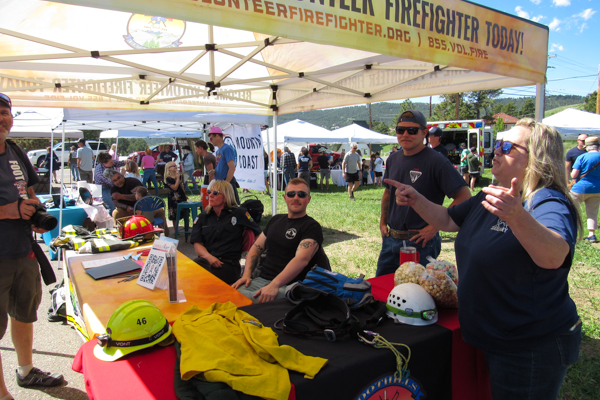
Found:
[240,195,264,223]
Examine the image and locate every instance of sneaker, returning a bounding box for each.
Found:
[584,235,597,243]
[349,195,355,201]
[16,367,65,388]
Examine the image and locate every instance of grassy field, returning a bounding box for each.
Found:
[184,168,599,399]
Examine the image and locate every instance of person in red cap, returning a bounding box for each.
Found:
[0,93,65,399]
[207,126,239,204]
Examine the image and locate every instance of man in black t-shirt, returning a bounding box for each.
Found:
[158,144,178,163]
[233,178,325,303]
[565,134,587,183]
[316,149,332,190]
[428,127,449,158]
[105,169,142,221]
[0,93,65,396]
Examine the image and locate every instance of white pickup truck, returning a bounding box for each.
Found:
[27,140,108,167]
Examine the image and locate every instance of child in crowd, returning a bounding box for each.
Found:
[133,186,155,224]
[361,159,370,186]
[164,161,189,231]
[125,160,142,182]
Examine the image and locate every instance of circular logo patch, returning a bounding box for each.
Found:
[124,14,186,50]
[285,228,297,240]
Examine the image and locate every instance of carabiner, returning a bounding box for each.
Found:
[357,330,378,345]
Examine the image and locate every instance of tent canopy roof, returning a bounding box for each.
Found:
[542,108,600,140]
[332,123,398,144]
[1,0,549,115]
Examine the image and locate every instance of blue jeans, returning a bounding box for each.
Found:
[70,163,80,181]
[376,232,441,276]
[142,169,159,195]
[482,325,581,400]
[283,167,295,187]
[102,186,116,214]
[237,276,288,304]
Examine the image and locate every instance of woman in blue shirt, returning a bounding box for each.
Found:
[385,118,582,400]
[570,136,600,242]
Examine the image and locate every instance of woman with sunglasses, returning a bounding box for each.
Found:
[190,180,261,284]
[386,118,582,400]
[164,161,188,234]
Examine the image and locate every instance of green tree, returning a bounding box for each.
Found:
[584,91,597,113]
[371,120,393,135]
[467,89,503,119]
[493,117,505,135]
[492,103,504,115]
[519,99,535,118]
[399,99,415,113]
[432,93,473,120]
[501,102,517,116]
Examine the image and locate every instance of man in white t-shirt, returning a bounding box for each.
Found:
[342,143,362,201]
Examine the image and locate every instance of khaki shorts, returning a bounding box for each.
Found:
[0,254,42,339]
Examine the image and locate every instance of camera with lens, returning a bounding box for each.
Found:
[30,204,58,231]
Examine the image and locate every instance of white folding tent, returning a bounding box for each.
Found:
[542,109,600,140]
[10,110,82,139]
[0,0,550,212]
[332,124,398,145]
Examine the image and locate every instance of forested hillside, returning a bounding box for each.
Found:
[269,95,586,130]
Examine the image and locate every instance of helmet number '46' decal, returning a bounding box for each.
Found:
[137,318,147,325]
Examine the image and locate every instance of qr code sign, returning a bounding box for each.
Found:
[138,251,166,289]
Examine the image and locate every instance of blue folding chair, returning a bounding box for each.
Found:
[133,195,166,231]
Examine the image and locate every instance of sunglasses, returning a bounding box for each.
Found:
[0,93,11,107]
[207,190,221,196]
[285,191,308,198]
[495,139,529,155]
[395,126,421,135]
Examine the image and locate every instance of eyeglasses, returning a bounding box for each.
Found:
[207,190,221,196]
[495,139,529,155]
[111,176,123,183]
[285,191,308,198]
[0,93,12,107]
[395,126,421,135]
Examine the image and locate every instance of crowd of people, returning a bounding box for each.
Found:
[0,87,591,400]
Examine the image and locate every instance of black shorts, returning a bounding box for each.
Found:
[374,171,383,177]
[460,166,469,175]
[346,172,360,183]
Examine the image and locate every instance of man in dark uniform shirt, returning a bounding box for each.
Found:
[565,134,587,183]
[429,127,449,158]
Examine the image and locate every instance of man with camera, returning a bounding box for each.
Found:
[0,93,64,400]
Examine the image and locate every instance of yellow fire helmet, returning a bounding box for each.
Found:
[93,300,173,361]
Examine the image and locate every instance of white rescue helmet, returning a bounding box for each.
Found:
[386,283,438,326]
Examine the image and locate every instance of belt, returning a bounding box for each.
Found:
[388,228,420,240]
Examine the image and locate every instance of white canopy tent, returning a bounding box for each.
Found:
[10,109,82,139]
[542,109,600,140]
[332,124,398,145]
[0,0,550,213]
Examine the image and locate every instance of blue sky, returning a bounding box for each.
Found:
[414,0,598,103]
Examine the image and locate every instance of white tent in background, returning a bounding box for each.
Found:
[263,120,340,144]
[542,108,600,140]
[10,110,82,139]
[332,124,398,144]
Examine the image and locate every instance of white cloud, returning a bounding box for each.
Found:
[532,15,545,22]
[530,0,542,4]
[515,6,530,18]
[553,0,571,6]
[549,17,561,30]
[550,43,564,51]
[579,22,587,33]
[577,8,596,20]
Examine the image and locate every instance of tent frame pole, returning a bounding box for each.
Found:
[272,112,278,216]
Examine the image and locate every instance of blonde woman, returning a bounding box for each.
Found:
[190,180,261,284]
[164,161,188,231]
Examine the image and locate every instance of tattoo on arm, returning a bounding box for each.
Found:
[298,239,318,257]
[248,254,260,272]
[252,243,264,252]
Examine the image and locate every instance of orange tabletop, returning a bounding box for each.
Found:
[65,246,252,339]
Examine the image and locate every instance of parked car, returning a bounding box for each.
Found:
[27,140,108,167]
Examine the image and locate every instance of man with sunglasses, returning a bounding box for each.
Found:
[565,134,587,183]
[208,126,240,204]
[0,93,65,399]
[233,178,327,303]
[376,109,470,277]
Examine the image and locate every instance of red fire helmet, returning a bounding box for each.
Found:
[123,216,154,239]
